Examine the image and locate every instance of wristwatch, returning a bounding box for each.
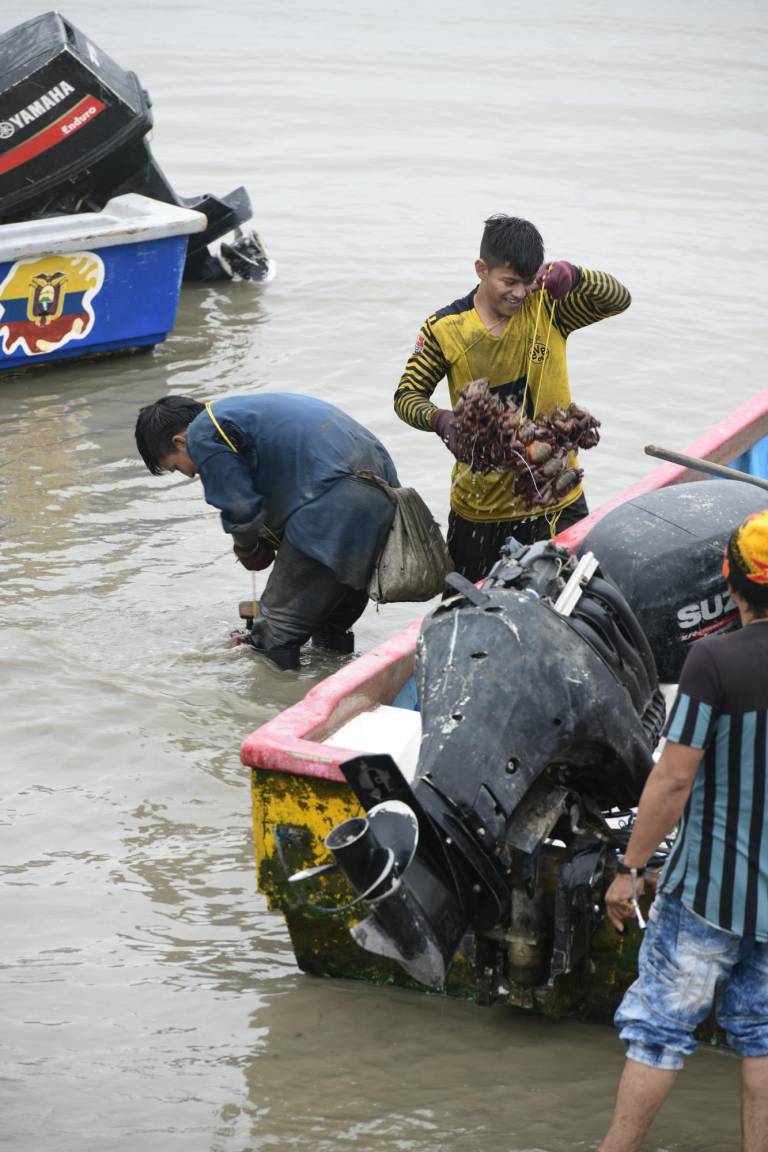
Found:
[617,859,646,877]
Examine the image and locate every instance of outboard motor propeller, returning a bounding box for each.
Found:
[325,800,419,906]
[0,12,273,282]
[292,540,665,992]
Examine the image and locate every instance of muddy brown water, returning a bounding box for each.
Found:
[2,2,766,1149]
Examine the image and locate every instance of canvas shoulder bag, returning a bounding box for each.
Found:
[357,471,452,604]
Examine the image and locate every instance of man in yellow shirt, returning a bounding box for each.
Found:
[394,214,631,580]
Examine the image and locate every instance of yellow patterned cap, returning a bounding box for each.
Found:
[723,509,768,585]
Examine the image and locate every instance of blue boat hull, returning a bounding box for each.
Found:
[0,232,189,370]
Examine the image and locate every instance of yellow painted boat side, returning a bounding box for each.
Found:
[252,766,425,988]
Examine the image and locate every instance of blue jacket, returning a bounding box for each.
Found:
[186,393,399,588]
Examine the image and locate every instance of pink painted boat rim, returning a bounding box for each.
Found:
[241,618,422,782]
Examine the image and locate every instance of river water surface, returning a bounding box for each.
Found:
[2,3,766,1150]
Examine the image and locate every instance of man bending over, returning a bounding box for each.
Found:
[135,392,399,670]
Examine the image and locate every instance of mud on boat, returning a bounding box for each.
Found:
[243,392,768,1027]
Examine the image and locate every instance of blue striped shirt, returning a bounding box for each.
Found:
[658,624,768,939]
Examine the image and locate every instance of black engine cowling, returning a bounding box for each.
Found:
[289,480,768,996]
[313,541,663,991]
[579,479,767,681]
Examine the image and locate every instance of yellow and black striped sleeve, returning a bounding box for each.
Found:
[394,316,449,431]
[554,268,631,338]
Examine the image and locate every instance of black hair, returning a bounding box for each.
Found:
[726,531,768,616]
[135,395,205,475]
[479,214,544,278]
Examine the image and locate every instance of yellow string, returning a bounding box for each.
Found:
[205,401,239,453]
[206,400,281,553]
[546,506,563,538]
[519,281,546,419]
[520,268,559,520]
[519,271,557,419]
[535,298,557,416]
[260,525,281,549]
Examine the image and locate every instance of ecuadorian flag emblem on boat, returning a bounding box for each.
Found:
[0,252,104,357]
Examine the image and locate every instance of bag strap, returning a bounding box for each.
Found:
[355,469,397,504]
[205,401,239,454]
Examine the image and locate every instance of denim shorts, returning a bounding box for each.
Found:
[615,893,768,1070]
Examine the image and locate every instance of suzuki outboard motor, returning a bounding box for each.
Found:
[293,541,665,992]
[0,12,271,281]
[579,479,767,681]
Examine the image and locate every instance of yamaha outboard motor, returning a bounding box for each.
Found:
[0,12,271,281]
[579,479,767,681]
[292,541,665,993]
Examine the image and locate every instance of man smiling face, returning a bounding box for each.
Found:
[475,259,537,320]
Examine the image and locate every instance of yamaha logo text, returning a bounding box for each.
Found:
[0,81,76,140]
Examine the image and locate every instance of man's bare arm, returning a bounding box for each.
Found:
[604,741,704,931]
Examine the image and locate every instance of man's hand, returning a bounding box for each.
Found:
[602,741,703,935]
[604,873,646,933]
[535,260,579,300]
[233,541,275,571]
[431,408,462,459]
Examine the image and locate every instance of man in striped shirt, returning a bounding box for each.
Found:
[598,509,768,1152]
[394,214,631,580]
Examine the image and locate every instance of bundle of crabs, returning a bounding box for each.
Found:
[452,379,601,509]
